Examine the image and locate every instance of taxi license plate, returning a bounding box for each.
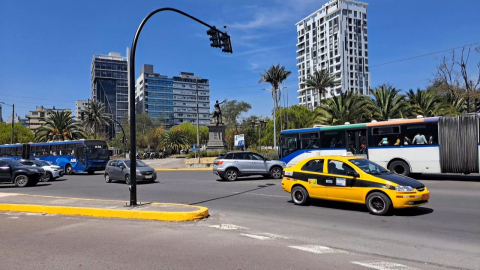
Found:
[422,193,430,200]
[145,175,153,179]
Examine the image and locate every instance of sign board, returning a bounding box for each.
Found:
[191,148,198,152]
[234,134,245,147]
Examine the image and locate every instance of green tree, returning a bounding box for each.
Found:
[313,90,373,125]
[406,89,447,117]
[34,111,84,142]
[161,129,189,153]
[81,100,112,139]
[370,85,408,121]
[0,123,34,144]
[221,100,252,132]
[305,69,340,107]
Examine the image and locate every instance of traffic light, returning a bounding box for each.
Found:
[206,27,221,48]
[220,33,233,53]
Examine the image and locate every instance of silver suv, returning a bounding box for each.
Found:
[213,152,286,181]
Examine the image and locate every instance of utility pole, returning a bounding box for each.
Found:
[11,104,14,144]
[196,78,200,164]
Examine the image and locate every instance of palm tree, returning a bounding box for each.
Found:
[259,64,291,149]
[313,90,373,125]
[370,85,408,121]
[81,100,112,139]
[442,92,466,115]
[34,111,85,142]
[161,129,189,153]
[406,89,447,117]
[305,69,339,107]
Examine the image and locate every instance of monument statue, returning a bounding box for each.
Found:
[212,99,226,126]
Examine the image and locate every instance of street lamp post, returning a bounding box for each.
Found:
[111,118,127,158]
[128,7,232,206]
[1,102,14,144]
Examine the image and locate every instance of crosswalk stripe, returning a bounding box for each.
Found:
[352,261,420,270]
[289,245,346,254]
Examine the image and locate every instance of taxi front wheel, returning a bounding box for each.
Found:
[292,186,309,205]
[366,192,392,215]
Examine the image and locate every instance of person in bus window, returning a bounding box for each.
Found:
[428,136,433,144]
[378,137,389,146]
[360,143,367,154]
[412,133,427,145]
[394,136,401,146]
[404,136,411,145]
[330,139,336,148]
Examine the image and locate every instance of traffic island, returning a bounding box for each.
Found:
[0,193,208,222]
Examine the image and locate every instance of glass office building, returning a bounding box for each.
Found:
[91,52,128,138]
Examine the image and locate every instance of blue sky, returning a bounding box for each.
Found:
[1,0,479,120]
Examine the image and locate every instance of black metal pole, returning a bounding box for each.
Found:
[11,104,14,144]
[129,7,229,206]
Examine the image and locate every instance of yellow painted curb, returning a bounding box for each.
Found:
[0,203,209,222]
[155,168,212,171]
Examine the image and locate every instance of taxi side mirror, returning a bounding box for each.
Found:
[347,171,360,178]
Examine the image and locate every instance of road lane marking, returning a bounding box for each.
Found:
[209,224,248,230]
[256,233,289,239]
[240,233,271,240]
[0,193,19,197]
[352,261,420,270]
[289,245,347,254]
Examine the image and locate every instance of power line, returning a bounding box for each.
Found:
[370,41,480,68]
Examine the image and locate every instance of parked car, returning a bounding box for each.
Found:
[18,159,63,182]
[213,151,286,181]
[104,159,157,184]
[0,158,45,187]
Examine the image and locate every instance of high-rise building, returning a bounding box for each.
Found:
[25,106,71,131]
[135,65,174,128]
[91,52,128,138]
[296,0,370,109]
[75,100,90,120]
[135,67,210,128]
[172,72,210,126]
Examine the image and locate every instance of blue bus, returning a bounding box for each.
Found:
[0,140,109,175]
[279,114,480,176]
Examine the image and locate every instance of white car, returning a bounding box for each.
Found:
[19,159,64,181]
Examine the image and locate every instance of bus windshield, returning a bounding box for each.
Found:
[85,141,109,160]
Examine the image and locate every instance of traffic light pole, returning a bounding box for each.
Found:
[128,7,232,206]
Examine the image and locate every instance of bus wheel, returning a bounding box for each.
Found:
[65,164,73,175]
[388,160,410,176]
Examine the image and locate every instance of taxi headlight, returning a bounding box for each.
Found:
[395,186,414,191]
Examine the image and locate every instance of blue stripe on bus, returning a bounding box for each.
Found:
[280,148,347,163]
[369,145,439,149]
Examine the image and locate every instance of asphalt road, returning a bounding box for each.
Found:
[1,171,480,269]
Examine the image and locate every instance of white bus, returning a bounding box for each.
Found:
[279,114,480,176]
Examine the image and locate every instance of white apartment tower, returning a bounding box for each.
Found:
[296,0,370,109]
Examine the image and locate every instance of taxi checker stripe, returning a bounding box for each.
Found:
[290,171,385,188]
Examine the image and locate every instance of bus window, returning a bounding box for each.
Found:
[281,135,298,158]
[300,132,320,149]
[370,126,401,147]
[320,131,345,148]
[404,124,438,145]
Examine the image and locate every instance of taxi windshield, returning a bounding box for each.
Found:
[349,159,389,175]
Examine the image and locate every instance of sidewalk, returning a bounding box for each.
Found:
[0,193,209,222]
[143,158,213,170]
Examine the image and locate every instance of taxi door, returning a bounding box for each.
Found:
[325,159,363,202]
[297,158,327,198]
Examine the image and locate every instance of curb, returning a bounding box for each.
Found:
[155,168,212,171]
[0,203,209,222]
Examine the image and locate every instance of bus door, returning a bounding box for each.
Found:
[346,129,367,157]
[21,144,31,159]
[76,145,85,166]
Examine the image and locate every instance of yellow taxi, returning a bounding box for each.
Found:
[281,155,430,215]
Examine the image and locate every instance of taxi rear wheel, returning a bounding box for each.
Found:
[366,192,392,215]
[292,186,309,205]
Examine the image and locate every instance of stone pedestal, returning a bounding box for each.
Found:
[206,124,228,152]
